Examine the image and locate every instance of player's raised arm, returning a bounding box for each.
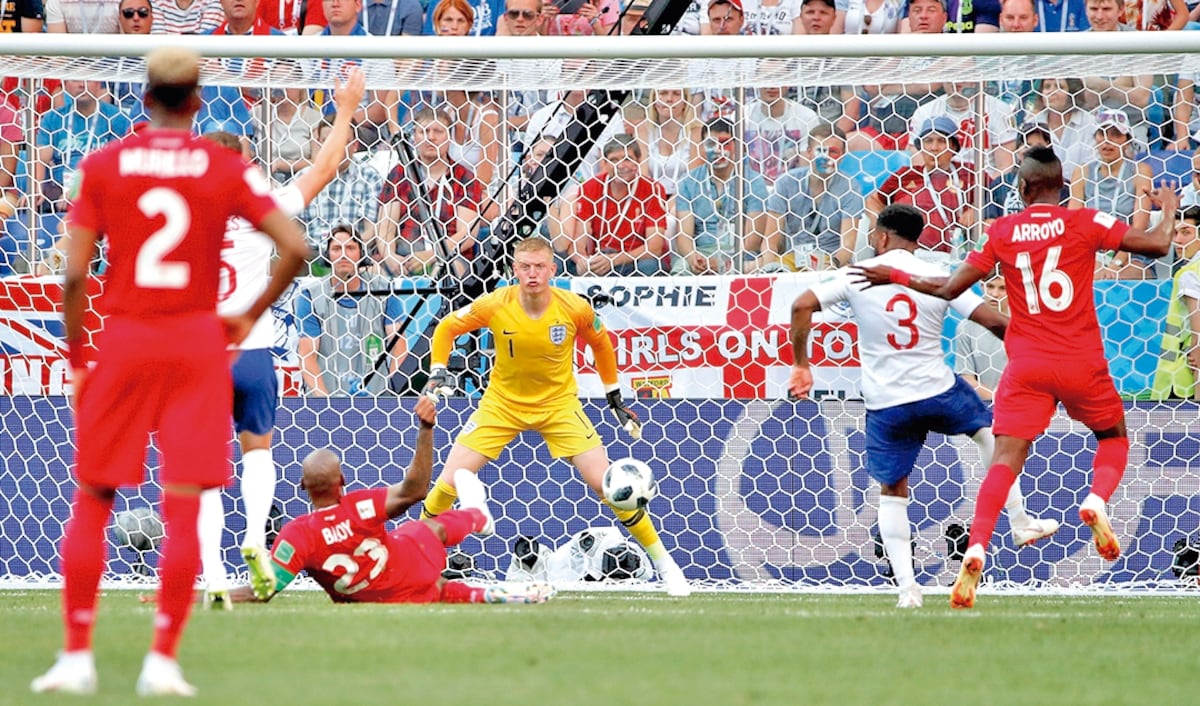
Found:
[851,260,987,301]
[578,303,640,439]
[1119,185,1180,257]
[291,69,366,205]
[385,396,436,519]
[788,290,822,400]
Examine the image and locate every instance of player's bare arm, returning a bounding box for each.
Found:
[967,301,1008,341]
[787,290,821,400]
[385,396,436,519]
[1118,185,1180,257]
[851,261,988,301]
[224,210,308,346]
[62,224,101,399]
[292,69,366,205]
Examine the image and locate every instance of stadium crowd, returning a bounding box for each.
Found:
[2,0,1200,395]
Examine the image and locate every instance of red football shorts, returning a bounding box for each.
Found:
[74,313,233,489]
[992,355,1125,441]
[381,522,448,604]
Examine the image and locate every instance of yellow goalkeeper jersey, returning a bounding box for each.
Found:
[431,286,619,408]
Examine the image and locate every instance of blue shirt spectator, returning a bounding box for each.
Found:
[362,0,425,34]
[1033,0,1088,31]
[36,80,132,209]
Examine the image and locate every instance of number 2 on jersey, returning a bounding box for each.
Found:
[135,187,192,289]
[885,293,919,350]
[1015,245,1073,314]
[321,537,388,595]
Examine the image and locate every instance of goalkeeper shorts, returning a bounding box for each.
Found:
[458,395,603,460]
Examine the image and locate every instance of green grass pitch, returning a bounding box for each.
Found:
[3,589,1198,705]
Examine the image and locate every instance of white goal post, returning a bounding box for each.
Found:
[1,32,1199,593]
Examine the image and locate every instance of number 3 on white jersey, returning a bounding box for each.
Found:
[1015,245,1073,314]
[135,187,191,289]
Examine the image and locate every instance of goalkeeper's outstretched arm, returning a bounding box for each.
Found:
[580,314,641,439]
[425,306,486,402]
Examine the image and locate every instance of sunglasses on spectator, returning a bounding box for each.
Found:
[122,7,151,18]
[505,9,538,19]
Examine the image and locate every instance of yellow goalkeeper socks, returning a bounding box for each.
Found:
[420,477,458,520]
[608,504,668,562]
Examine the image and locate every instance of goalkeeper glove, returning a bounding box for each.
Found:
[605,389,642,440]
[424,366,454,403]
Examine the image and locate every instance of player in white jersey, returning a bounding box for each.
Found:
[787,204,1058,609]
[198,69,366,607]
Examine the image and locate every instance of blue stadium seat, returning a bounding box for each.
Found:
[1,212,57,276]
[840,150,912,195]
[1135,149,1194,189]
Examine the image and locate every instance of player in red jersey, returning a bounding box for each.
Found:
[853,146,1178,608]
[31,47,309,697]
[232,396,555,606]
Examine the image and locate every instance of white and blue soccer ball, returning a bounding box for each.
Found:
[602,458,657,511]
[111,506,165,553]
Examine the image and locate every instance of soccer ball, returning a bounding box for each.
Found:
[111,506,165,553]
[602,458,657,511]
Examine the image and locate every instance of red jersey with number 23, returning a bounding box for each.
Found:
[67,127,279,319]
[965,203,1129,363]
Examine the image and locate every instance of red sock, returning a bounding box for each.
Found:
[1091,436,1129,503]
[62,489,114,652]
[968,464,1018,551]
[151,492,201,659]
[436,509,487,546]
[439,580,487,604]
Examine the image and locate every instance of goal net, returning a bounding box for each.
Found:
[2,32,1200,592]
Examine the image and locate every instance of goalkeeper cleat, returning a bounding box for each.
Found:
[950,544,986,609]
[453,469,495,537]
[135,652,197,698]
[659,561,693,597]
[203,589,233,611]
[241,545,276,601]
[1080,496,1121,561]
[896,585,923,609]
[1012,517,1061,548]
[484,582,556,605]
[31,651,97,695]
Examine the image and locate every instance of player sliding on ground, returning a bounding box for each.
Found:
[788,204,1059,609]
[419,236,692,596]
[237,396,555,605]
[853,147,1180,608]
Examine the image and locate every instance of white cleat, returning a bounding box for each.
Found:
[453,469,495,537]
[484,582,557,604]
[1080,495,1121,561]
[203,589,233,611]
[1012,517,1061,548]
[659,561,693,597]
[896,585,923,609]
[135,652,197,698]
[30,651,97,695]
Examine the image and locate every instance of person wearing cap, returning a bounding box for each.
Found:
[704,0,747,32]
[702,0,804,34]
[901,0,1001,32]
[907,81,1018,176]
[866,114,977,253]
[799,0,837,32]
[1069,109,1156,279]
[831,0,903,33]
[1030,78,1098,180]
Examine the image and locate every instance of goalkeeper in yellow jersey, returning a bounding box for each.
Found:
[419,237,691,596]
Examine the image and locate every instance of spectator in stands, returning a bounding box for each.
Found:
[436,90,502,196]
[765,123,864,271]
[985,120,1056,219]
[799,0,838,31]
[377,108,482,277]
[633,88,702,197]
[1122,0,1188,29]
[1031,77,1098,181]
[522,89,628,183]
[110,0,153,124]
[706,0,746,34]
[34,79,132,213]
[693,0,745,122]
[258,0,327,33]
[568,134,670,276]
[548,0,615,35]
[362,0,426,34]
[319,0,402,144]
[955,269,1009,400]
[747,86,820,184]
[902,0,1001,31]
[201,0,280,144]
[832,0,903,33]
[151,0,224,33]
[903,0,948,30]
[497,0,547,33]
[1,0,44,33]
[264,89,324,183]
[300,120,386,250]
[1180,149,1200,207]
[999,0,1039,27]
[117,0,151,34]
[499,134,578,272]
[1171,75,1198,151]
[46,0,120,33]
[674,118,770,274]
[1070,109,1156,279]
[296,226,409,396]
[426,0,504,34]
[1082,0,1154,146]
[908,81,1018,176]
[723,0,804,33]
[866,115,976,253]
[1032,0,1089,30]
[1150,206,1200,400]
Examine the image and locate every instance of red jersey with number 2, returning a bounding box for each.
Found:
[67,127,279,318]
[966,204,1129,363]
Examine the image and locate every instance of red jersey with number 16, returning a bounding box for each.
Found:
[67,127,280,319]
[965,203,1129,363]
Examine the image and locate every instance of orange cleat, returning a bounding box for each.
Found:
[1080,498,1120,561]
[950,544,986,609]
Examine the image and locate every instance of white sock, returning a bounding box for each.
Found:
[972,428,1030,529]
[642,540,672,566]
[240,449,276,548]
[878,495,915,590]
[197,489,227,592]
